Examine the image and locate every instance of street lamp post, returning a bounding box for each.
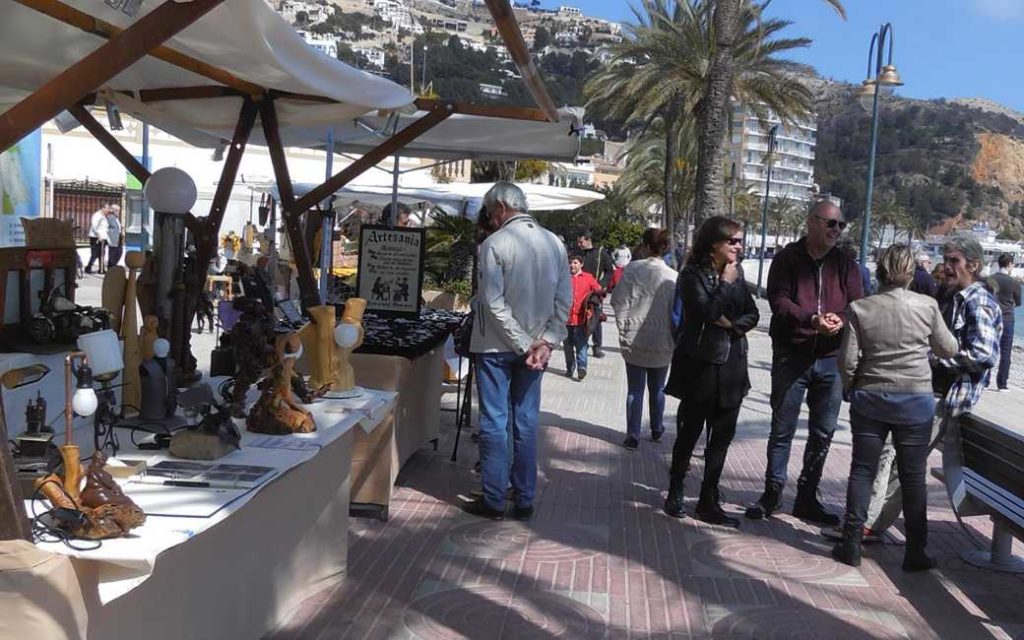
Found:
[422,45,428,90]
[755,124,779,298]
[857,23,904,267]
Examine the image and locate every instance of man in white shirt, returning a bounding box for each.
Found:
[464,182,572,521]
[85,204,109,274]
[106,204,123,268]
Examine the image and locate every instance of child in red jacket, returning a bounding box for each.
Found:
[565,255,602,380]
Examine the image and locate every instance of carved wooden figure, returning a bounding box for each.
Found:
[121,251,146,412]
[140,314,159,361]
[332,298,366,394]
[303,305,335,389]
[246,333,316,434]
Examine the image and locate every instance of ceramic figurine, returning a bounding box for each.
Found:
[332,298,366,394]
[246,332,316,435]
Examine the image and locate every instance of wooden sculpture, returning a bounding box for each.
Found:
[332,298,366,394]
[303,305,336,389]
[121,251,145,412]
[139,315,159,360]
[34,453,145,540]
[100,266,127,334]
[246,332,316,435]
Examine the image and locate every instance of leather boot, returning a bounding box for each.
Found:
[745,480,783,520]
[902,547,937,572]
[831,524,863,567]
[663,476,686,519]
[792,482,841,526]
[695,485,740,528]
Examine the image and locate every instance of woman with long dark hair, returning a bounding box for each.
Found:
[663,216,759,527]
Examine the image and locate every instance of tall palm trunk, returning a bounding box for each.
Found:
[663,112,678,243]
[693,0,741,223]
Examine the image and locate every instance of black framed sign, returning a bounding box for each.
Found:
[356,225,425,317]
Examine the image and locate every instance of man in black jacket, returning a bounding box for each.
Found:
[576,230,614,358]
[989,253,1021,390]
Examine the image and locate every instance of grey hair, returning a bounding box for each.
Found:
[877,243,915,288]
[483,181,529,214]
[807,199,843,219]
[943,233,985,274]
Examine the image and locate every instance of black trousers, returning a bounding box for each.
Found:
[844,409,931,549]
[86,237,102,271]
[669,400,741,493]
[107,245,123,268]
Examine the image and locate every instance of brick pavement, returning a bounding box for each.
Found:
[270,301,1024,639]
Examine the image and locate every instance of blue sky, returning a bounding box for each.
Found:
[549,0,1024,112]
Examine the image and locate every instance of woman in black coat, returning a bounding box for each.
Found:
[663,216,759,527]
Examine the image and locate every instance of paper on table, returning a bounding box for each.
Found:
[247,435,322,451]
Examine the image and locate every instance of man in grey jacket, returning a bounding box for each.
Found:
[465,182,572,521]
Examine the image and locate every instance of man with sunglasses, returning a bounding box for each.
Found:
[746,200,864,524]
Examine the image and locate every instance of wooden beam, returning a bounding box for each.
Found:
[11,0,262,98]
[259,99,321,310]
[287,103,454,216]
[1,0,228,152]
[415,98,551,122]
[67,103,150,183]
[482,0,559,122]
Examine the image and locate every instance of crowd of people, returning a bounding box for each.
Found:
[463,181,1016,574]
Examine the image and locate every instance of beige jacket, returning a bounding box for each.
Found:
[839,287,958,393]
[610,257,677,368]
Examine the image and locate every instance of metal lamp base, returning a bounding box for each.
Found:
[961,549,1024,573]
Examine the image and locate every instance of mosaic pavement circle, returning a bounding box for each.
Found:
[403,584,604,639]
[445,521,605,561]
[690,537,857,583]
[712,607,906,639]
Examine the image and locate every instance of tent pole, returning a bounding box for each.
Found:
[67,103,150,183]
[387,153,401,227]
[1,0,228,152]
[319,129,335,301]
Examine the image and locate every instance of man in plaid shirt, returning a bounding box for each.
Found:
[832,233,1002,549]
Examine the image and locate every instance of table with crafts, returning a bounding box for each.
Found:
[31,388,396,640]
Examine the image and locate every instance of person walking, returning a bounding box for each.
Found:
[464,182,572,521]
[663,217,759,527]
[564,254,602,381]
[853,234,1003,545]
[745,201,864,525]
[106,204,123,268]
[611,228,677,451]
[988,253,1020,391]
[576,230,614,358]
[830,244,958,571]
[85,203,109,274]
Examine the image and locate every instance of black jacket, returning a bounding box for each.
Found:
[909,264,938,298]
[665,264,759,407]
[579,246,615,288]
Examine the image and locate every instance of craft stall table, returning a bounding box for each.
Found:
[25,388,396,640]
[346,308,463,518]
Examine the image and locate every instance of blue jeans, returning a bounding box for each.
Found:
[475,352,543,511]
[625,364,668,439]
[766,352,843,491]
[563,325,588,375]
[997,313,1014,389]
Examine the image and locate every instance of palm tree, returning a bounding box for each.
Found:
[767,194,798,247]
[616,117,698,231]
[693,0,845,222]
[587,0,823,240]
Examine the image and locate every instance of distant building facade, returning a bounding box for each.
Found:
[726,102,818,203]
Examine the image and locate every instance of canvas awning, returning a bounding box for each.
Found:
[0,0,416,147]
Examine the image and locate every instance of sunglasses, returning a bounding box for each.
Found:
[726,238,743,246]
[813,214,847,230]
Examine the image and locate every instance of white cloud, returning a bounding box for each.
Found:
[974,0,1024,19]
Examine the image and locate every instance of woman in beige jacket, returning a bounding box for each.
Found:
[611,228,677,450]
[833,244,957,571]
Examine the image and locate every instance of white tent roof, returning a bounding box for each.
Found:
[0,0,415,146]
[313,182,604,218]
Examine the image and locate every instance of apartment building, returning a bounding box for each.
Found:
[726,102,818,203]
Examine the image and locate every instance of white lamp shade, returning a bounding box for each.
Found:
[144,167,197,214]
[334,324,360,348]
[153,338,171,358]
[72,387,98,417]
[77,329,124,376]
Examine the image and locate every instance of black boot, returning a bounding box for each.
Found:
[902,547,936,572]
[792,483,841,526]
[695,485,740,528]
[831,523,863,567]
[745,480,783,520]
[663,477,686,519]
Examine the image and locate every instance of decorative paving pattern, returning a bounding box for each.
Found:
[689,536,865,585]
[442,520,530,559]
[711,607,909,639]
[525,523,607,562]
[401,584,604,640]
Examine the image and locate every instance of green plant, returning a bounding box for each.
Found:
[423,212,476,293]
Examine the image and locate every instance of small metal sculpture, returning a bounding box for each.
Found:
[139,338,177,422]
[246,332,316,435]
[228,297,274,418]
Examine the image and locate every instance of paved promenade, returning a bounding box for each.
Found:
[267,299,1024,640]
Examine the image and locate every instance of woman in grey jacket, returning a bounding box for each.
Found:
[833,244,958,571]
[611,228,677,450]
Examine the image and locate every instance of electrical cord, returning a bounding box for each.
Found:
[29,478,102,552]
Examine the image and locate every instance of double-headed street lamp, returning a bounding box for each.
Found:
[857,23,904,266]
[756,124,779,298]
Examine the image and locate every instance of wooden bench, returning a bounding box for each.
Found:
[939,412,1024,573]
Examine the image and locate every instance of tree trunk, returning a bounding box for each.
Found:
[663,113,678,243]
[693,0,741,224]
